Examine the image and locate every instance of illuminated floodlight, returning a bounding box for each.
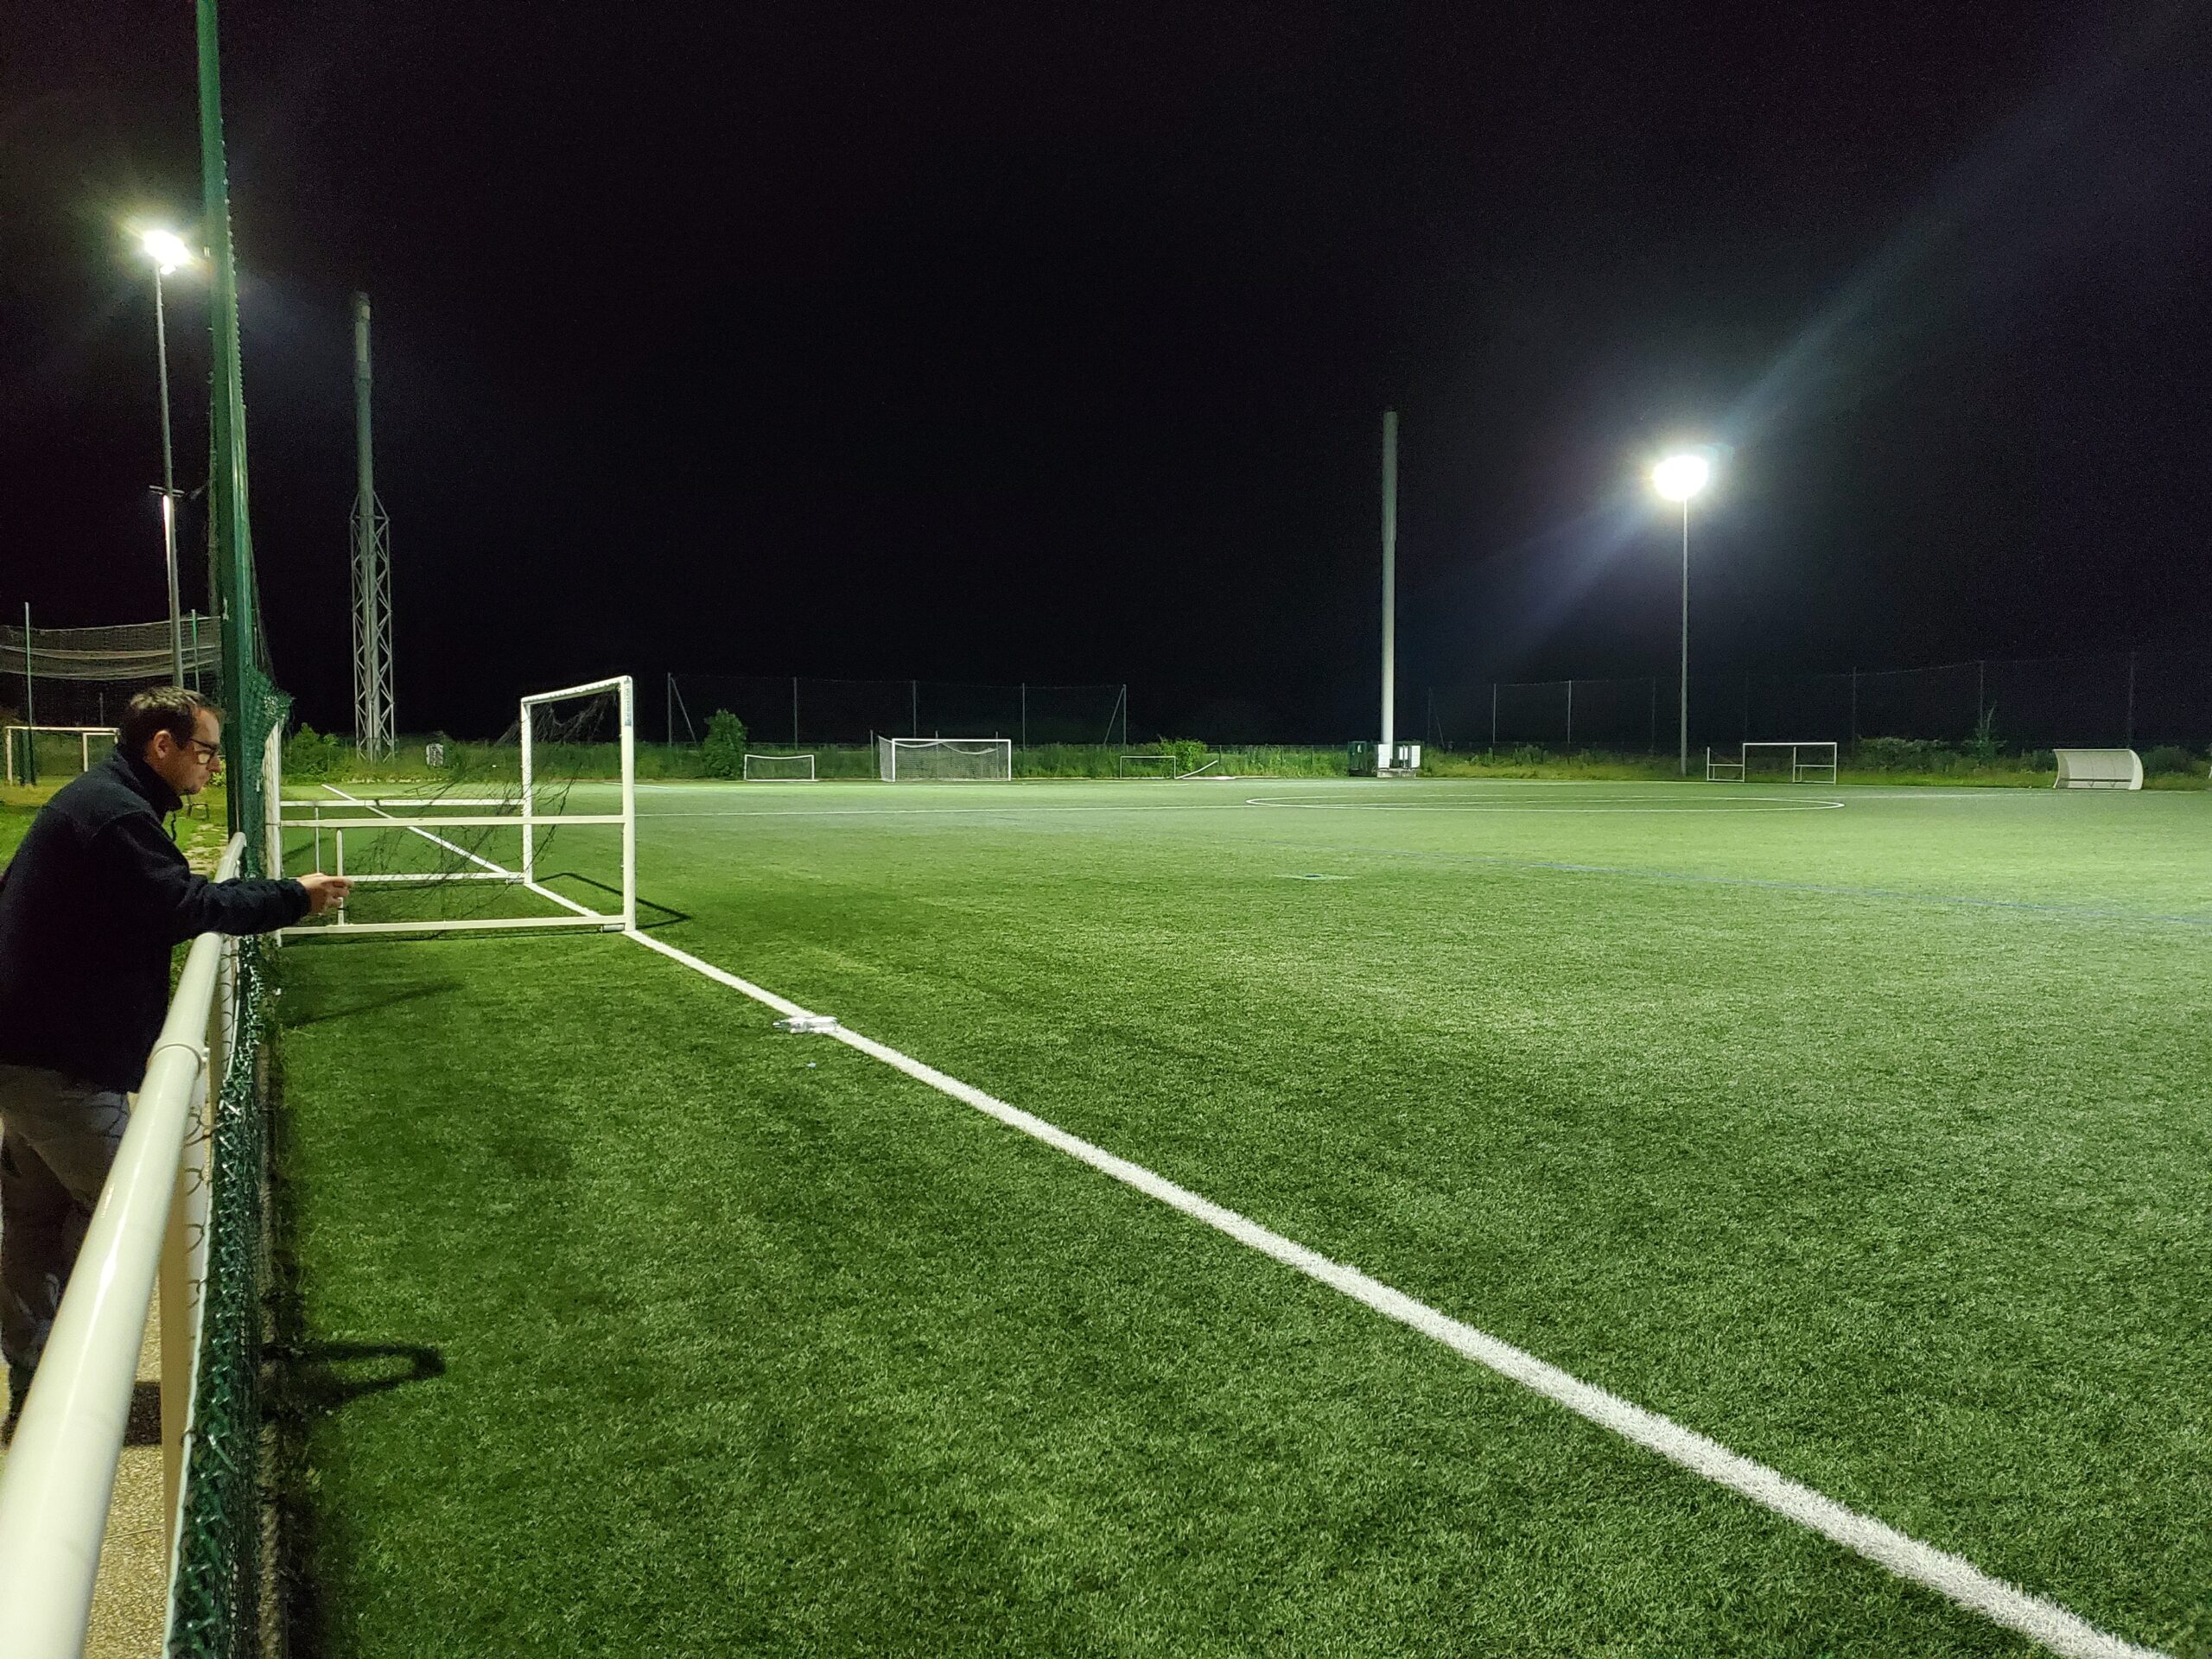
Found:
[1651,451,1712,502]
[141,228,194,274]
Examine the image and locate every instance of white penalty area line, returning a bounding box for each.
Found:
[622,925,2163,1659]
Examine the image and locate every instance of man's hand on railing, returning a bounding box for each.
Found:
[297,873,352,915]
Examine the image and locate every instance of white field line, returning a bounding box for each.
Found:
[317,785,599,919]
[1246,795,1846,814]
[621,925,2165,1659]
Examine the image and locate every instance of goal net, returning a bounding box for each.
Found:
[1116,753,1176,779]
[743,752,816,781]
[4,725,113,786]
[276,675,635,936]
[875,736,1012,781]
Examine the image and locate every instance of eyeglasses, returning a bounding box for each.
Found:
[183,738,223,766]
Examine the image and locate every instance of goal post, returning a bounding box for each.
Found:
[1707,741,1838,784]
[875,736,1013,782]
[279,674,636,937]
[743,752,816,781]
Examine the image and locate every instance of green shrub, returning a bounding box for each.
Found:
[1854,736,1951,772]
[282,723,352,781]
[1968,707,2001,764]
[1158,737,1210,776]
[2142,745,2201,778]
[699,709,749,779]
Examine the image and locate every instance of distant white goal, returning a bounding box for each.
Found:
[277,674,636,938]
[1707,741,1838,784]
[1116,753,1176,779]
[876,736,1012,782]
[2053,748,2142,791]
[3,725,111,785]
[743,752,816,781]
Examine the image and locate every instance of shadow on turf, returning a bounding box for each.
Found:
[267,1339,445,1652]
[283,978,465,1027]
[536,869,691,930]
[271,1341,447,1415]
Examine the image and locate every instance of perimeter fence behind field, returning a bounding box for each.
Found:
[1427,647,2212,754]
[666,675,1129,749]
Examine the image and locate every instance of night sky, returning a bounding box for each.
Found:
[5,1,2208,741]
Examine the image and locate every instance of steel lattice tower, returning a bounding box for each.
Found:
[350,291,395,757]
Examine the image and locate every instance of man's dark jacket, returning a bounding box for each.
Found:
[0,748,308,1092]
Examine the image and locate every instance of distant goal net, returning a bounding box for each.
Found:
[743,752,816,781]
[1116,753,1176,779]
[876,736,1012,782]
[277,675,635,937]
[3,725,112,786]
[1707,741,1838,784]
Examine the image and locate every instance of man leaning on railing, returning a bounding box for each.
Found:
[0,687,347,1435]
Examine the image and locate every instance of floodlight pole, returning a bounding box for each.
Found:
[151,264,185,686]
[349,292,395,758]
[1380,409,1397,760]
[1677,498,1690,776]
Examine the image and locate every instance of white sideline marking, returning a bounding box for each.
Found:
[623,925,2165,1659]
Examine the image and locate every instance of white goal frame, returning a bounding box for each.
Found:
[3,725,112,785]
[743,752,816,781]
[1116,753,1176,779]
[1707,741,1838,784]
[277,674,636,938]
[2052,747,2142,791]
[875,736,1013,782]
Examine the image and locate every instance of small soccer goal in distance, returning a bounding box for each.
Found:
[876,737,1012,781]
[1116,753,1176,779]
[276,675,637,937]
[743,752,816,781]
[1707,741,1838,783]
[3,725,113,786]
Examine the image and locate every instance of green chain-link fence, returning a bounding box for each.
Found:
[166,931,275,1657]
[167,657,288,1659]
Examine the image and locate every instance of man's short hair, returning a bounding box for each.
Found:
[119,687,223,756]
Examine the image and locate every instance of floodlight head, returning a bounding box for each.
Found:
[1651,452,1712,502]
[141,228,194,275]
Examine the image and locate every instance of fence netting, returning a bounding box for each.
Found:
[668,676,1128,747]
[1,615,224,728]
[1429,648,2212,753]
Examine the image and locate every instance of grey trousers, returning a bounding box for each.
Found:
[0,1064,131,1378]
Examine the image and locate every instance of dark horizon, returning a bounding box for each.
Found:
[5,1,2209,742]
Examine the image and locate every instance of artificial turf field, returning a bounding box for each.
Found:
[272,779,2209,1657]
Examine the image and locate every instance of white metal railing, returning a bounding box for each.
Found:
[0,833,245,1658]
